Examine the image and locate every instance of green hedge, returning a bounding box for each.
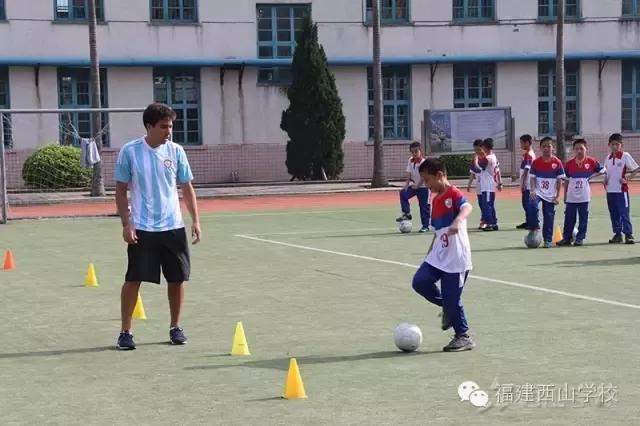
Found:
[438,154,475,178]
[22,144,92,189]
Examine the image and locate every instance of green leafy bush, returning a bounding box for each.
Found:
[438,154,475,178]
[22,144,92,189]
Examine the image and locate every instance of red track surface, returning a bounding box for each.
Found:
[7,183,630,219]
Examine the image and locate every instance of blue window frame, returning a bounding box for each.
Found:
[453,63,495,108]
[365,0,409,24]
[622,61,640,132]
[153,68,201,145]
[0,0,5,20]
[257,4,310,85]
[54,0,104,21]
[453,0,494,22]
[538,0,579,19]
[623,0,640,16]
[0,68,11,148]
[150,0,197,22]
[538,62,579,135]
[57,67,109,146]
[367,66,411,140]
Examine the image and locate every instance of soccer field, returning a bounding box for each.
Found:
[1,193,639,425]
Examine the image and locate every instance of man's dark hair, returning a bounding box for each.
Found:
[409,141,421,150]
[419,157,447,176]
[473,139,483,147]
[540,136,554,145]
[609,133,623,143]
[482,138,494,151]
[573,138,587,148]
[143,103,177,128]
[520,134,533,143]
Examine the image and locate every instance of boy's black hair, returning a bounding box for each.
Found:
[472,139,483,147]
[143,103,177,128]
[520,134,533,143]
[419,157,447,176]
[409,141,421,150]
[481,138,494,150]
[573,138,587,147]
[609,133,623,143]
[540,136,554,145]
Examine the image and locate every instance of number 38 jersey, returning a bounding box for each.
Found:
[564,157,603,203]
[530,156,566,203]
[425,185,473,273]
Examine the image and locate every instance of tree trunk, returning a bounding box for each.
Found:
[88,0,105,196]
[556,0,567,162]
[370,0,388,188]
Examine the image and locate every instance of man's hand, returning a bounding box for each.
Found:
[530,190,537,200]
[497,182,503,192]
[123,224,137,244]
[553,196,560,205]
[191,222,202,244]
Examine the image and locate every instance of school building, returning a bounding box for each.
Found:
[1,0,640,188]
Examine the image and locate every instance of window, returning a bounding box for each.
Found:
[257,4,310,85]
[538,0,579,19]
[150,0,197,22]
[365,0,409,24]
[0,0,5,20]
[453,64,495,108]
[623,0,640,16]
[538,62,579,135]
[367,66,411,140]
[153,68,201,145]
[54,0,104,21]
[453,0,494,22]
[57,67,109,146]
[0,68,11,148]
[622,62,640,132]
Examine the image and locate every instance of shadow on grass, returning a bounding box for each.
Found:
[0,341,169,359]
[543,256,640,268]
[186,350,443,372]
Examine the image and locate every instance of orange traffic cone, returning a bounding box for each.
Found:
[3,250,15,271]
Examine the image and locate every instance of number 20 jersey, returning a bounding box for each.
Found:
[425,185,473,273]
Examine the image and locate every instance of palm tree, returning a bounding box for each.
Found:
[88,0,104,196]
[370,0,388,187]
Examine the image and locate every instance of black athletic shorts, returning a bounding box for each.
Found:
[125,228,190,284]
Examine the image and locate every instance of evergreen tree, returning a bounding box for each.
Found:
[281,16,345,180]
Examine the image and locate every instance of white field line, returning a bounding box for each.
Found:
[235,234,640,311]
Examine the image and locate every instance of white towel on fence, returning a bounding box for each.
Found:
[80,138,101,168]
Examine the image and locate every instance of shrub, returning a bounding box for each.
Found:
[22,144,92,189]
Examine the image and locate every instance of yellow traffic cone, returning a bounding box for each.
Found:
[132,293,146,320]
[84,263,98,287]
[283,358,307,399]
[552,225,563,245]
[231,321,250,356]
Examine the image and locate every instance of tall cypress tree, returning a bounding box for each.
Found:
[281,16,345,180]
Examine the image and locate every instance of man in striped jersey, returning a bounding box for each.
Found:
[114,103,201,350]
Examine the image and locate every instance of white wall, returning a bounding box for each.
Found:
[580,60,622,135]
[8,67,58,149]
[496,62,539,138]
[107,68,153,147]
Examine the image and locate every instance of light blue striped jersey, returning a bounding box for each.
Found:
[114,137,194,232]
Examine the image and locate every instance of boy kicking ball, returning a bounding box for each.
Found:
[411,158,475,352]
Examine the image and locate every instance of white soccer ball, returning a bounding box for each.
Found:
[399,220,412,234]
[394,323,423,352]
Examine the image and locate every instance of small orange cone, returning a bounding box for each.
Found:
[552,225,563,245]
[231,322,251,356]
[3,250,15,271]
[283,358,307,400]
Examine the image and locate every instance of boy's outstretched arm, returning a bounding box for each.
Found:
[447,204,472,236]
